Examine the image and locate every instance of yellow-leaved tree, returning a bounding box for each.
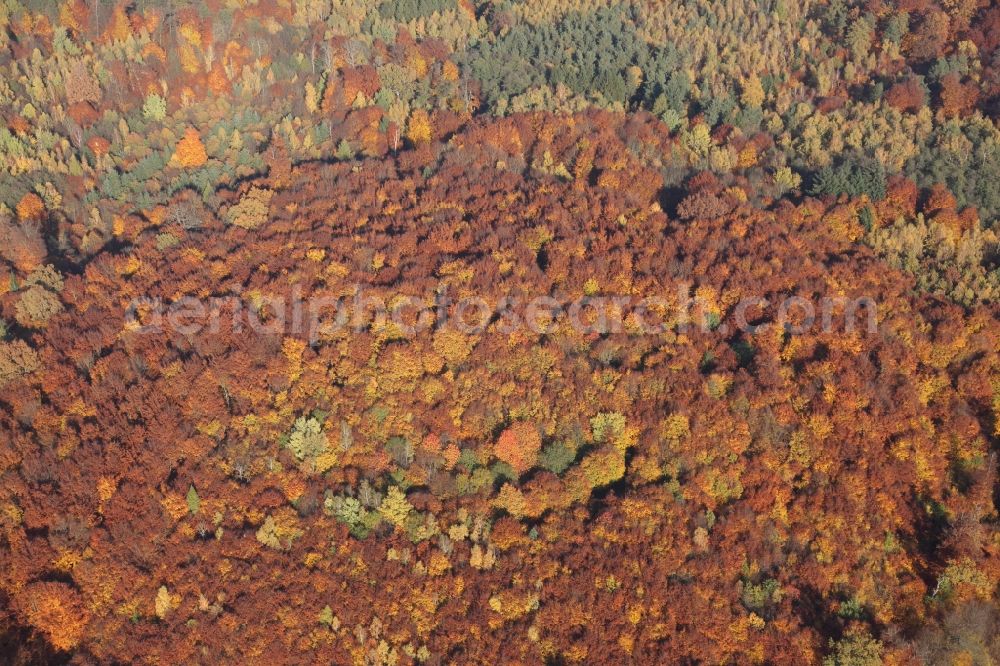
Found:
[379,486,413,528]
[225,187,274,229]
[407,109,432,146]
[740,74,765,108]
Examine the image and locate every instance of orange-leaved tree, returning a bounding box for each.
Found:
[495,422,542,475]
[16,193,45,222]
[17,582,89,652]
[171,128,208,169]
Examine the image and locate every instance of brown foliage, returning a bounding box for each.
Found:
[86,135,110,157]
[938,72,978,118]
[0,113,997,664]
[905,9,951,60]
[884,77,926,112]
[63,60,100,106]
[0,218,46,272]
[677,189,734,220]
[66,101,99,127]
[874,176,919,222]
[7,114,30,134]
[0,339,40,387]
[340,65,380,106]
[14,285,63,328]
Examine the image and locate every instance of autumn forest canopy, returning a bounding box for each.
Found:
[1,0,1000,664]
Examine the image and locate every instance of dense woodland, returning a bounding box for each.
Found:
[0,0,999,664]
